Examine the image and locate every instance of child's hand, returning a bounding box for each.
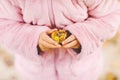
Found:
[38,29,61,52]
[62,35,80,49]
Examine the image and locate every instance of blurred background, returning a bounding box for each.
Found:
[0,1,120,80]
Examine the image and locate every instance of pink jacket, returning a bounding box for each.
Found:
[0,0,120,80]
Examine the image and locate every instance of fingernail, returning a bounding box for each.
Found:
[62,42,64,45]
[55,28,57,30]
[58,45,61,47]
[55,43,58,45]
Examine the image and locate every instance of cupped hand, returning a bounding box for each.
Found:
[62,35,80,49]
[38,29,61,52]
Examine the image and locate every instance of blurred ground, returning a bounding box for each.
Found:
[0,27,120,80]
[0,46,20,80]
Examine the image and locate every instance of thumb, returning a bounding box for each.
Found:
[46,28,58,34]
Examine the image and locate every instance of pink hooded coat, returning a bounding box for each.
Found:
[0,0,120,80]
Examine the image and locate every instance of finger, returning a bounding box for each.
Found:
[41,40,61,48]
[42,33,59,45]
[71,43,80,49]
[40,44,50,51]
[46,29,57,34]
[63,40,78,48]
[62,35,76,45]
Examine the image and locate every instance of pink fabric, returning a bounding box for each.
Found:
[0,0,120,80]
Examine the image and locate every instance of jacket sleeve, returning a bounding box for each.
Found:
[64,0,120,55]
[0,0,50,61]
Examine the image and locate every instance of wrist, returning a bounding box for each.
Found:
[37,45,43,55]
[73,45,81,54]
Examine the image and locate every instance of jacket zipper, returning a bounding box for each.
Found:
[47,0,56,29]
[47,0,59,80]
